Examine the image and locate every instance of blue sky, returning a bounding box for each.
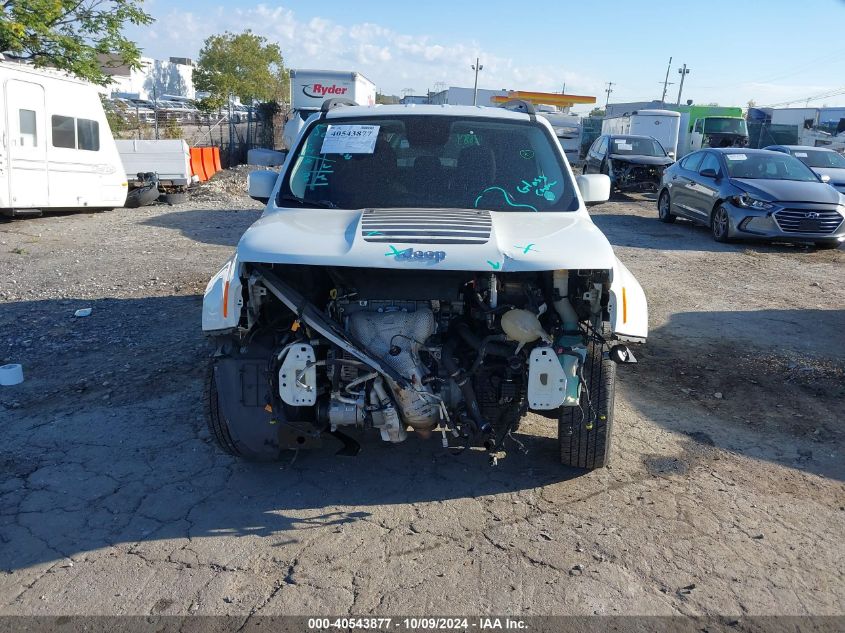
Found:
[129,0,845,112]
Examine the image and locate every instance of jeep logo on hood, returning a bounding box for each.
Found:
[302,83,349,98]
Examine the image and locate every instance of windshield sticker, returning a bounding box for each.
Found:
[474,187,538,212]
[726,154,747,161]
[385,246,446,263]
[616,143,633,151]
[299,154,335,190]
[320,124,380,154]
[519,149,535,160]
[458,132,480,146]
[794,152,808,157]
[516,175,558,198]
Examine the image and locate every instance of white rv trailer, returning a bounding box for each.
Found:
[602,109,681,157]
[0,61,126,217]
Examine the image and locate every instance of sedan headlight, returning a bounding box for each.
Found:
[731,194,775,211]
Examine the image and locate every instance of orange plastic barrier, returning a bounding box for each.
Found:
[212,147,222,172]
[201,147,217,178]
[190,147,208,182]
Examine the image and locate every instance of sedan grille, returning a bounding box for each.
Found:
[361,209,492,244]
[773,209,844,235]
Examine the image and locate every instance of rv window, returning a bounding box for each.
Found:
[51,115,76,148]
[77,119,100,151]
[19,110,37,147]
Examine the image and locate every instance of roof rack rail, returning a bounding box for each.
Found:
[320,97,358,115]
[497,99,536,121]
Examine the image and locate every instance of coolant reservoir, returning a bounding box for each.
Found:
[501,309,552,348]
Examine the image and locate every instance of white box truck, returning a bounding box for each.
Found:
[283,69,377,150]
[602,109,681,157]
[0,61,127,217]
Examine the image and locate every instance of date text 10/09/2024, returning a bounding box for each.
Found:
[307,617,528,630]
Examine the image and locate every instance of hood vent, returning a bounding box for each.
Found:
[361,208,492,245]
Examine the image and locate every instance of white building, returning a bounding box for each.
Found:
[428,86,510,107]
[99,56,196,100]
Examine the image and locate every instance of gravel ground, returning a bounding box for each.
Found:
[0,174,843,619]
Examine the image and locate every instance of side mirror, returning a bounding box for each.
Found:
[576,174,611,205]
[700,168,718,179]
[667,151,675,159]
[247,170,277,204]
[820,174,831,183]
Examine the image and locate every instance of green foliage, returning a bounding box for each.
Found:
[588,107,605,117]
[376,93,400,105]
[162,117,183,140]
[195,30,288,104]
[0,0,153,85]
[195,95,226,114]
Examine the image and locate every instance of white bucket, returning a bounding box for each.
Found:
[0,363,24,386]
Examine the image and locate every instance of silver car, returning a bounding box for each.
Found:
[764,145,845,194]
[657,148,845,248]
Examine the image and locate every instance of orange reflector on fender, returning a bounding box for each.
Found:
[622,287,628,324]
[223,280,230,319]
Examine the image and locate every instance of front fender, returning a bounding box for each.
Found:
[202,254,243,332]
[608,257,648,341]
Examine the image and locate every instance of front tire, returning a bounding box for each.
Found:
[658,190,676,223]
[558,325,616,470]
[711,205,732,242]
[205,363,241,456]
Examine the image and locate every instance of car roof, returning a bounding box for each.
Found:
[324,103,533,122]
[608,134,657,140]
[778,145,837,152]
[707,148,783,155]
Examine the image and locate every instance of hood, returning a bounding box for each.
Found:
[732,178,844,204]
[811,166,845,185]
[608,154,674,166]
[236,207,616,272]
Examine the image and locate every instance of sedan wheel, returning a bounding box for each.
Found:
[711,205,731,243]
[658,191,676,223]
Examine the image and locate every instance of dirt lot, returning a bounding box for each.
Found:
[1,173,843,619]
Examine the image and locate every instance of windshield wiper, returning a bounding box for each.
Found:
[278,194,338,209]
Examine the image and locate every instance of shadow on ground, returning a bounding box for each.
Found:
[2,296,843,573]
[141,208,262,247]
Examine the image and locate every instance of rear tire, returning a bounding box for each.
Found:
[558,324,616,470]
[658,190,676,223]
[163,192,189,205]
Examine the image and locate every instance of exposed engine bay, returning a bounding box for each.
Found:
[209,264,627,461]
[609,160,667,192]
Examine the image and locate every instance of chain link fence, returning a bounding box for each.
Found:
[105,100,286,168]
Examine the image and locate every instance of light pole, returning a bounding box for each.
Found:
[472,58,483,106]
[676,64,690,105]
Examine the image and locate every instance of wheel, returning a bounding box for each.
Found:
[205,363,242,457]
[711,205,731,242]
[558,323,616,469]
[163,192,189,205]
[657,190,676,223]
[814,240,842,250]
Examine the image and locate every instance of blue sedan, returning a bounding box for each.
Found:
[656,148,845,248]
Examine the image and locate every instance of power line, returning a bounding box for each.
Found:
[760,85,845,108]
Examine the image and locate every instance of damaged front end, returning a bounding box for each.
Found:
[609,158,668,192]
[203,261,645,464]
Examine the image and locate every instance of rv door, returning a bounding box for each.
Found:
[5,80,48,207]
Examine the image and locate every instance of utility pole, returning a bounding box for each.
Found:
[661,56,673,103]
[676,64,690,105]
[604,82,614,109]
[561,82,566,94]
[472,58,484,106]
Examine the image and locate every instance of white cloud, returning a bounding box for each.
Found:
[129,3,602,98]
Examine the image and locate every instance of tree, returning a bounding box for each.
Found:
[588,107,605,117]
[194,31,288,105]
[0,0,153,85]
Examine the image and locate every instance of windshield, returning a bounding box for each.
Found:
[703,117,748,135]
[724,152,820,181]
[791,149,845,169]
[609,136,666,157]
[282,115,578,212]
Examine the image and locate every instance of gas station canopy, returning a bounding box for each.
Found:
[491,91,596,108]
